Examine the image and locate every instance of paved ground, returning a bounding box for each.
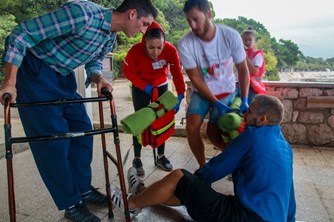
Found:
[1,79,334,222]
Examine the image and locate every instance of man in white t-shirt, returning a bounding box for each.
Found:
[177,0,250,166]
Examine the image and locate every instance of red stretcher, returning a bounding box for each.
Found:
[2,88,131,222]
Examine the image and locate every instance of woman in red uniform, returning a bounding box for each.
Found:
[123,22,185,176]
[241,27,266,103]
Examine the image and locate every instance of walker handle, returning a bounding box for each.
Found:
[101,87,111,100]
[2,93,11,102]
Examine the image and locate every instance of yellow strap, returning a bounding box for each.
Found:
[150,119,175,135]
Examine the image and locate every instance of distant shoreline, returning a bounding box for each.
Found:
[278,71,334,82]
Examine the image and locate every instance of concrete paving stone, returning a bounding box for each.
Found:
[293,180,319,198]
[296,195,331,222]
[133,205,193,222]
[322,199,334,218]
[306,167,334,187]
[0,214,32,222]
[212,177,234,195]
[315,184,334,200]
[33,204,65,222]
[320,149,334,165]
[294,165,313,183]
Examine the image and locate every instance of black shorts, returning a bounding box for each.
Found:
[175,169,263,222]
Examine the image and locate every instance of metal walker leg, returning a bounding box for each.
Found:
[2,90,131,222]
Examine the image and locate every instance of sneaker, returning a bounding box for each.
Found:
[82,186,107,205]
[132,158,145,176]
[155,156,173,171]
[111,186,139,216]
[64,203,100,222]
[127,167,144,195]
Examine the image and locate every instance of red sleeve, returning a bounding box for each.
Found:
[166,43,186,95]
[122,44,147,91]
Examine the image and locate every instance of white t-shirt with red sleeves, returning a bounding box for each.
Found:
[177,24,246,96]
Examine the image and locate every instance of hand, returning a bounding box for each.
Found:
[173,94,184,113]
[240,97,249,114]
[144,84,153,96]
[214,100,232,116]
[95,76,113,97]
[0,84,17,105]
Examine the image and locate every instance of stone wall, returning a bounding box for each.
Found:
[185,81,334,147]
[265,81,334,147]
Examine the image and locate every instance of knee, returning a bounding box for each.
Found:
[186,122,200,134]
[170,169,184,180]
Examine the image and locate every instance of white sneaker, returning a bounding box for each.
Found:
[111,186,140,217]
[127,167,143,195]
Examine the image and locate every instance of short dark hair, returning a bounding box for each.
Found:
[145,28,164,41]
[242,27,256,37]
[115,0,158,19]
[183,0,210,13]
[253,95,284,124]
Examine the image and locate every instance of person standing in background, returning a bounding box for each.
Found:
[123,21,186,176]
[241,27,266,103]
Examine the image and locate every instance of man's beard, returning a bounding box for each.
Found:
[247,118,258,126]
[194,20,210,39]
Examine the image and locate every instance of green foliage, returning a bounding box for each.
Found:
[1,0,331,83]
[272,39,302,69]
[265,69,280,81]
[294,57,334,71]
[0,13,17,81]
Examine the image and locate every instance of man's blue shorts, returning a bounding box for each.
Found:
[186,91,236,125]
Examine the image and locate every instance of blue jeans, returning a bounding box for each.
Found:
[187,91,236,125]
[16,52,93,210]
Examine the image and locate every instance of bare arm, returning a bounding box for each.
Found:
[0,63,19,104]
[235,60,250,99]
[186,67,218,103]
[246,57,259,74]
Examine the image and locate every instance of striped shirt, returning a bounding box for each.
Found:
[3,0,117,83]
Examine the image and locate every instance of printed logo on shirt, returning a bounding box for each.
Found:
[152,60,166,70]
[201,58,233,80]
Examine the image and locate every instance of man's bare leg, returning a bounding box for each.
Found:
[207,123,225,150]
[186,114,206,167]
[128,169,184,209]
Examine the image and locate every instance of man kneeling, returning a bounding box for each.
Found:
[112,94,296,222]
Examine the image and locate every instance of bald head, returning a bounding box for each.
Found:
[245,95,284,126]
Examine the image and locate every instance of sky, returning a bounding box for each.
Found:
[210,0,334,59]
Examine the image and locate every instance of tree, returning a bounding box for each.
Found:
[0,13,17,81]
[272,39,302,70]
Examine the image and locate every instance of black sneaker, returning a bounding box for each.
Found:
[155,156,173,172]
[64,203,100,222]
[82,186,107,205]
[132,158,145,176]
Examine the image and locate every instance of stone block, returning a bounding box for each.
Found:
[282,88,299,99]
[298,112,324,124]
[309,124,333,146]
[324,89,334,96]
[266,90,283,99]
[328,116,334,128]
[281,123,307,144]
[282,100,293,123]
[292,111,299,122]
[307,96,334,108]
[300,88,323,97]
[294,98,307,109]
